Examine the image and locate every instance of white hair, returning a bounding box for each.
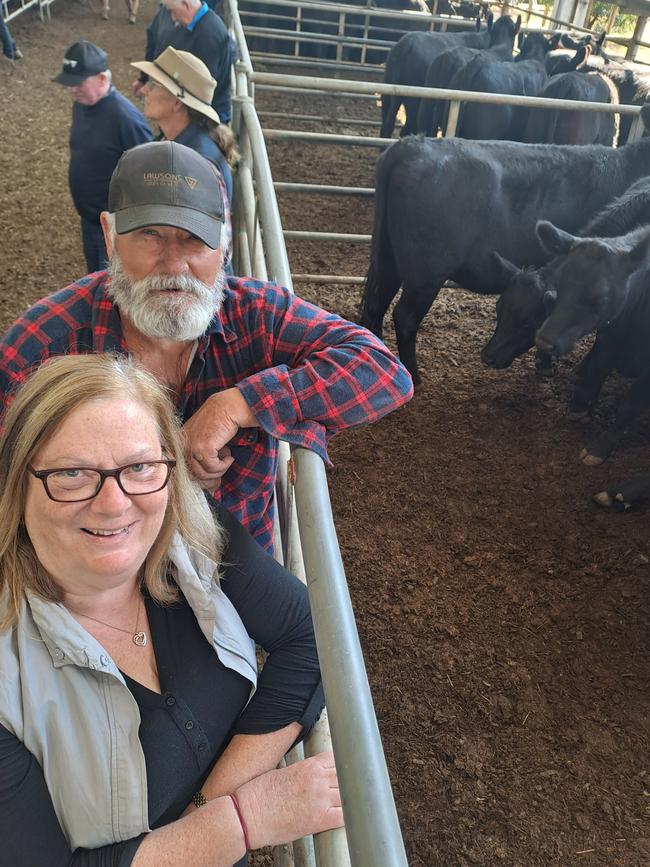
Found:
[106,250,225,340]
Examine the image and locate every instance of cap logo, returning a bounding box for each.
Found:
[64,59,78,69]
[185,176,197,189]
[143,171,183,186]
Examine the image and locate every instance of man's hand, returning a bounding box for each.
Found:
[183,388,258,490]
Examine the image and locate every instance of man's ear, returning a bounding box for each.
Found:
[100,212,114,259]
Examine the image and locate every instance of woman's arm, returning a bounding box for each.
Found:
[0,722,340,867]
[188,504,325,806]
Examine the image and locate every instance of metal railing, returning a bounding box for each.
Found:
[228,2,410,865]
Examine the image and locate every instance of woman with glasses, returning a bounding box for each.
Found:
[0,354,342,867]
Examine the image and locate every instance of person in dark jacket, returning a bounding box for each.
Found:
[54,41,152,272]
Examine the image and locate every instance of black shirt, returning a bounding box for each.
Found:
[0,505,324,866]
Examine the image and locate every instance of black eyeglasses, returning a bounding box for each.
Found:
[28,460,176,503]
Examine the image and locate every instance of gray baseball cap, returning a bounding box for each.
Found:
[108,141,224,249]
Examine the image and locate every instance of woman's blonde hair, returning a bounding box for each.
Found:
[186,107,240,167]
[0,354,224,628]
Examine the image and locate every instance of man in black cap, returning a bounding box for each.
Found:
[0,141,413,555]
[55,40,152,273]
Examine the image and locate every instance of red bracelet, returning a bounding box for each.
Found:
[229,792,251,852]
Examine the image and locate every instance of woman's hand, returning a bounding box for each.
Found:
[233,751,343,849]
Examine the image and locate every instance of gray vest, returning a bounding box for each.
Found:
[0,533,257,850]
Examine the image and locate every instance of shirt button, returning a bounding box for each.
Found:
[165,695,176,707]
[185,720,195,730]
[53,648,65,661]
[99,654,109,667]
[198,742,207,752]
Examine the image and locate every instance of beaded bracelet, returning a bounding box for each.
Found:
[229,792,251,852]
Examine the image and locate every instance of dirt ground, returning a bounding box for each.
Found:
[1,4,650,865]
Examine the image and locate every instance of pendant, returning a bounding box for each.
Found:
[133,631,148,647]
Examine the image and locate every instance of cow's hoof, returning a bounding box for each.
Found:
[568,408,590,422]
[615,493,632,511]
[593,490,612,507]
[580,448,604,466]
[535,362,555,379]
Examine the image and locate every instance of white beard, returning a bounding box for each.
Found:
[107,254,225,341]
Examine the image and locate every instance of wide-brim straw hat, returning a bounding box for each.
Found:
[132,46,220,124]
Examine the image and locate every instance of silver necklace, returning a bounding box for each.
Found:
[69,594,148,646]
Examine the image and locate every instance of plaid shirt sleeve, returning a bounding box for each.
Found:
[233,283,413,464]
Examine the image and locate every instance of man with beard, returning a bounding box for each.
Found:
[0,142,412,553]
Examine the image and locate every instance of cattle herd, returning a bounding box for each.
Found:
[357,14,650,514]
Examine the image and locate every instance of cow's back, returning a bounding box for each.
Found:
[377,136,650,290]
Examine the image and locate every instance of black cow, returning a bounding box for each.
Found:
[592,64,650,146]
[535,220,650,467]
[416,14,519,137]
[449,27,550,141]
[380,12,493,139]
[359,107,650,385]
[545,43,650,146]
[481,175,650,372]
[523,49,619,146]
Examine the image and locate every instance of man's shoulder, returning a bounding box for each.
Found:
[195,7,229,39]
[0,274,108,353]
[222,276,292,313]
[105,88,146,121]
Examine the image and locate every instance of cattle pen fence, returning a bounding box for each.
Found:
[226,4,411,867]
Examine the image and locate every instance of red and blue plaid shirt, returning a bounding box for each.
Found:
[0,273,413,552]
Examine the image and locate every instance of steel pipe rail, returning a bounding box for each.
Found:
[292,274,366,284]
[252,71,641,117]
[285,229,371,243]
[240,0,471,27]
[243,24,396,49]
[274,182,375,196]
[293,448,409,867]
[264,128,389,146]
[255,82,378,99]
[251,53,383,74]
[258,110,380,126]
[233,46,408,862]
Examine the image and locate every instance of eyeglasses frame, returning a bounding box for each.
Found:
[27,459,177,503]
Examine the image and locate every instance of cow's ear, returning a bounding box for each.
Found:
[543,289,557,312]
[596,31,606,49]
[514,14,522,34]
[536,221,576,254]
[517,31,524,50]
[548,32,561,50]
[491,251,520,286]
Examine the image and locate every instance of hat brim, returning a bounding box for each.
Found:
[53,71,94,86]
[131,60,220,124]
[114,203,222,249]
